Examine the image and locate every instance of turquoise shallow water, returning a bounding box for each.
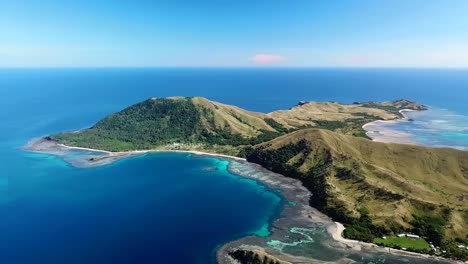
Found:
[374,107,468,150]
[1,68,467,263]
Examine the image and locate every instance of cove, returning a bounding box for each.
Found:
[1,152,282,264]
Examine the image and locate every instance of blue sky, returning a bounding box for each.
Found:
[1,0,468,67]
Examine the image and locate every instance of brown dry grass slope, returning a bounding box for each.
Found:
[248,129,468,240]
[268,102,397,125]
[191,97,276,137]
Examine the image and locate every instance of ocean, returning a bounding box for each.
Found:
[1,68,467,263]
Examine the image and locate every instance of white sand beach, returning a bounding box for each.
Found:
[362,109,420,145]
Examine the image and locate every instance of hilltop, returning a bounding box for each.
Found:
[244,129,468,253]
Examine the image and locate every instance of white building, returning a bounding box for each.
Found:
[406,234,420,239]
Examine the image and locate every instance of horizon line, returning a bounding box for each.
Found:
[1,66,468,70]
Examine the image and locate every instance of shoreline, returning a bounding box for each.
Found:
[327,222,461,262]
[362,109,422,145]
[24,137,461,264]
[57,143,246,161]
[220,158,459,264]
[24,138,245,168]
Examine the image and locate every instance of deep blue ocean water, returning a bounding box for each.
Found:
[1,68,468,263]
[2,153,281,263]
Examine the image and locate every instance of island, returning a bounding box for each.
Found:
[26,96,468,262]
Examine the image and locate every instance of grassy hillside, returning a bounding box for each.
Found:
[244,129,468,255]
[268,99,427,137]
[50,97,287,152]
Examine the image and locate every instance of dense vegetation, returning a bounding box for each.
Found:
[411,214,448,246]
[51,98,205,151]
[245,140,333,216]
[441,240,468,260]
[51,97,292,152]
[229,249,287,264]
[342,207,387,243]
[264,118,290,134]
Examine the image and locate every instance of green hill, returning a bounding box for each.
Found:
[244,129,468,249]
[50,97,283,152]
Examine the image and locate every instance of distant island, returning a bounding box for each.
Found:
[27,97,468,262]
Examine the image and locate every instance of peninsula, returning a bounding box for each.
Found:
[27,97,468,262]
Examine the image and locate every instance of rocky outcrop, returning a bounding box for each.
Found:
[229,249,291,264]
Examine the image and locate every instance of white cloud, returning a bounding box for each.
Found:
[250,54,288,64]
